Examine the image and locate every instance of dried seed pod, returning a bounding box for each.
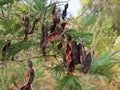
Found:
[62,9,67,20]
[60,22,66,38]
[68,60,75,73]
[56,24,63,35]
[57,42,62,50]
[41,24,48,38]
[62,3,68,20]
[50,24,56,33]
[52,5,56,15]
[48,31,58,42]
[22,16,29,27]
[82,52,92,74]
[12,60,34,90]
[2,40,11,59]
[22,15,29,40]
[20,84,32,90]
[42,48,46,56]
[27,68,34,85]
[53,16,60,25]
[29,18,40,34]
[61,22,66,30]
[20,60,34,90]
[71,41,80,65]
[40,39,47,49]
[78,43,86,64]
[40,24,48,56]
[64,36,72,64]
[28,59,33,68]
[67,35,72,42]
[64,3,68,10]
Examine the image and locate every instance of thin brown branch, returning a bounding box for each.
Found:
[9,54,58,63]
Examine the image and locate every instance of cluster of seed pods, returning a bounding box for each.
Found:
[12,3,92,89]
[40,3,92,74]
[22,15,40,40]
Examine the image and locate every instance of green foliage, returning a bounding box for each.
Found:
[0,0,120,89]
[52,64,65,76]
[0,16,21,35]
[0,0,14,6]
[65,29,93,44]
[79,13,98,28]
[55,75,82,90]
[7,40,32,58]
[91,51,119,79]
[33,0,47,11]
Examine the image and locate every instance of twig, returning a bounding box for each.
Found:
[1,10,5,17]
[9,54,58,63]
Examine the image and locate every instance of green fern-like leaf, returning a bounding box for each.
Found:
[91,51,119,79]
[65,29,93,44]
[55,75,82,90]
[52,64,65,76]
[79,13,98,28]
[7,40,32,58]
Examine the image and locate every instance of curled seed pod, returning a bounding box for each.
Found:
[22,15,29,40]
[13,60,34,90]
[56,24,63,35]
[11,56,14,61]
[50,24,56,33]
[71,41,80,65]
[29,18,40,34]
[77,43,82,64]
[27,69,34,85]
[40,39,47,49]
[48,31,58,42]
[28,59,33,68]
[2,40,11,58]
[53,16,60,25]
[40,24,48,56]
[41,24,48,38]
[52,5,56,15]
[68,60,75,73]
[22,16,29,27]
[62,9,67,20]
[67,35,72,42]
[61,22,66,38]
[64,36,72,64]
[61,22,66,30]
[42,48,46,56]
[64,3,68,9]
[20,84,32,90]
[78,43,86,64]
[57,42,62,50]
[62,3,68,20]
[20,60,34,90]
[82,52,92,74]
